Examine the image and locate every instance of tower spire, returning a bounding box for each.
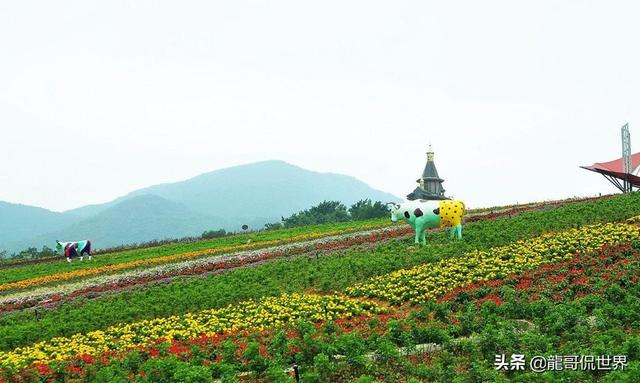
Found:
[406,142,448,200]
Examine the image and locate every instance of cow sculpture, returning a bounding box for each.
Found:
[55,240,92,262]
[388,200,466,244]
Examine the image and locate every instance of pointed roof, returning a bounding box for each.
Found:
[407,144,448,200]
[420,160,442,181]
[417,145,443,182]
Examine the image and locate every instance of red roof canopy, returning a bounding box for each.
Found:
[581,152,640,188]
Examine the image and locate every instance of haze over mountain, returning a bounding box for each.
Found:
[1,160,399,254]
[0,202,79,246]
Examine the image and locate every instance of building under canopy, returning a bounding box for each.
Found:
[581,152,640,192]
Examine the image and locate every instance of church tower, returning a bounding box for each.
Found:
[406,144,448,201]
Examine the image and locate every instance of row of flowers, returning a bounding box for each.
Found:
[5,240,639,382]
[439,241,640,305]
[0,293,385,370]
[0,226,412,313]
[0,201,559,307]
[346,222,640,304]
[0,222,396,294]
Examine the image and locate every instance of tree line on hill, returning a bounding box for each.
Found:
[203,199,389,236]
[1,199,390,261]
[263,199,389,230]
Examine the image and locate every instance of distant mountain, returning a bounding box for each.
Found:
[0,202,78,246]
[68,161,399,220]
[6,195,223,251]
[1,160,400,254]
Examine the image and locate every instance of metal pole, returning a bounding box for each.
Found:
[622,123,631,193]
[293,364,300,382]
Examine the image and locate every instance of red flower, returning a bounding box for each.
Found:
[259,344,269,358]
[65,365,83,375]
[572,277,588,285]
[515,279,533,290]
[288,346,301,355]
[79,354,95,364]
[168,345,190,356]
[33,362,53,376]
[478,294,503,306]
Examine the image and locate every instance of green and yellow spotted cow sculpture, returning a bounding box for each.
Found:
[388,200,466,244]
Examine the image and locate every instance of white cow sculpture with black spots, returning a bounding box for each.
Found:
[388,200,466,244]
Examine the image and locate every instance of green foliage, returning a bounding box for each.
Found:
[9,246,56,260]
[349,199,389,221]
[278,199,390,228]
[200,229,227,239]
[264,222,284,230]
[282,201,350,228]
[93,355,214,383]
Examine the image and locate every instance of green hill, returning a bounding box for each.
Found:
[69,160,399,220]
[1,161,399,253]
[0,202,78,246]
[13,195,225,251]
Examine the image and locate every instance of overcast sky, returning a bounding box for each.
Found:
[1,1,638,212]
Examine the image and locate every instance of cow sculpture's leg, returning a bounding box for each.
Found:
[449,227,456,239]
[421,229,427,245]
[456,224,462,239]
[414,222,426,244]
[407,221,420,244]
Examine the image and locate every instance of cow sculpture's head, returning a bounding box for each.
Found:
[386,202,403,222]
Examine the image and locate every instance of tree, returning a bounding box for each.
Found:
[14,247,38,259]
[201,229,227,239]
[39,246,56,258]
[349,199,390,220]
[264,222,283,231]
[282,201,350,228]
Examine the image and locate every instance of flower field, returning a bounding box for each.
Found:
[346,222,640,304]
[0,225,412,307]
[0,219,394,287]
[3,237,640,382]
[1,193,640,382]
[0,226,416,314]
[0,294,384,371]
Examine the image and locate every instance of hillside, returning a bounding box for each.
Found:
[1,160,399,253]
[0,193,639,382]
[67,160,399,220]
[0,202,78,246]
[7,195,224,251]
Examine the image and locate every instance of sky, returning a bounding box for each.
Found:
[1,0,639,212]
